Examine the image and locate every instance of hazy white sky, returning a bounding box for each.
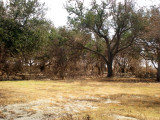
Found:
[40,0,160,27]
[40,0,68,27]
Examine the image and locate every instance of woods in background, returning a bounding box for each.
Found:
[0,0,159,81]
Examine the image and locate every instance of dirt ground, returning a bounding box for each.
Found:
[0,78,160,120]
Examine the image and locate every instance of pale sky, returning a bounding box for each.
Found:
[39,0,160,27]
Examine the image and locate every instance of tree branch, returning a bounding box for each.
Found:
[83,46,108,64]
[115,36,135,56]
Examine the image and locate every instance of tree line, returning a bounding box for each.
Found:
[0,0,160,81]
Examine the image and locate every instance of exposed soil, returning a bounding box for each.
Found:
[0,95,140,120]
[0,95,126,120]
[0,96,97,120]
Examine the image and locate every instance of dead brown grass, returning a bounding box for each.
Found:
[0,111,6,118]
[0,78,160,120]
[24,108,37,115]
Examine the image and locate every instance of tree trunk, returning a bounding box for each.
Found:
[157,60,160,82]
[157,49,160,82]
[121,67,125,73]
[107,60,113,77]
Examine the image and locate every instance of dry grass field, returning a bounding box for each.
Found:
[0,78,160,120]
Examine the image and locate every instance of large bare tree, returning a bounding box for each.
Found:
[65,0,143,77]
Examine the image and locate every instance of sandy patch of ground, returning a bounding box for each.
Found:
[0,95,130,120]
[0,96,98,120]
[113,114,138,120]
